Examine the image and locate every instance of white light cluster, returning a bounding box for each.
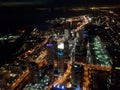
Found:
[57,42,64,50]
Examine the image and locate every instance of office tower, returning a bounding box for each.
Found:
[57,40,65,73]
[71,64,84,87]
[110,63,120,90]
[29,62,39,84]
[64,29,70,40]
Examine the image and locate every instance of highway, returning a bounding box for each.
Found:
[10,69,30,90]
[74,61,111,72]
[47,61,72,90]
[17,35,49,60]
[10,35,49,90]
[75,16,89,32]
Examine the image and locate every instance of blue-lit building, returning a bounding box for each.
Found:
[51,84,67,90]
[51,84,81,90]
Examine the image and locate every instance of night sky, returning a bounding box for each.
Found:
[0,0,120,6]
[0,0,119,33]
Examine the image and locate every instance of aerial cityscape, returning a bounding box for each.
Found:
[0,1,120,90]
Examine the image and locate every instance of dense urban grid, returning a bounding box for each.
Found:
[0,7,120,90]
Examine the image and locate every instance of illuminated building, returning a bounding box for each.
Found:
[110,65,120,89]
[29,62,39,84]
[56,36,65,73]
[71,64,84,87]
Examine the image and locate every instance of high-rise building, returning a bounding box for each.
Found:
[29,62,39,84]
[57,50,65,73]
[64,29,70,40]
[57,40,66,73]
[71,64,84,87]
[110,65,120,90]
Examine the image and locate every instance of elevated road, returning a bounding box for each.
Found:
[74,61,111,90]
[10,36,49,90]
[47,61,72,90]
[10,69,30,90]
[74,61,111,72]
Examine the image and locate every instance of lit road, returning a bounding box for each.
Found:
[46,58,111,90]
[74,61,111,90]
[74,16,89,32]
[11,51,48,90]
[66,15,89,32]
[47,61,72,90]
[83,66,89,90]
[30,50,48,68]
[10,69,30,90]
[74,62,111,72]
[32,38,49,68]
[17,35,49,60]
[10,35,49,90]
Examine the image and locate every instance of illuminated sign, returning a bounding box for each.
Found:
[57,51,64,56]
[115,67,120,70]
[46,43,53,47]
[52,84,67,90]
